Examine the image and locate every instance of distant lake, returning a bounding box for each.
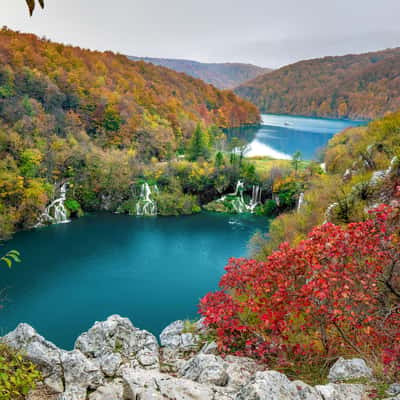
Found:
[0,213,267,349]
[231,114,367,160]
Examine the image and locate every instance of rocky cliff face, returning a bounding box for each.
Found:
[1,315,398,400]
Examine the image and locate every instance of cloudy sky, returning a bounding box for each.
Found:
[2,0,400,68]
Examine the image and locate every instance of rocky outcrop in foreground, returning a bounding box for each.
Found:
[1,315,398,400]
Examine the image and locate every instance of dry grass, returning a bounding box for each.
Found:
[27,384,59,400]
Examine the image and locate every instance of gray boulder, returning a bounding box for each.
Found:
[179,354,261,389]
[75,315,159,371]
[201,341,219,355]
[290,380,322,400]
[179,354,229,386]
[224,356,260,388]
[98,353,122,377]
[122,367,215,400]
[235,371,300,400]
[315,383,367,400]
[88,381,124,400]
[387,384,400,397]
[328,358,373,382]
[2,323,65,393]
[61,350,103,393]
[57,386,88,400]
[160,320,201,350]
[1,323,107,398]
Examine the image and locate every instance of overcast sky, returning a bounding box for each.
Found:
[2,0,400,68]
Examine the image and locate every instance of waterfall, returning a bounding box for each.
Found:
[35,183,70,227]
[218,180,262,213]
[324,202,338,224]
[248,185,262,212]
[136,183,158,216]
[297,192,305,213]
[230,180,247,213]
[230,180,245,196]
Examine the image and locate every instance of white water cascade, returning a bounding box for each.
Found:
[297,192,305,213]
[136,183,158,216]
[219,180,262,214]
[324,202,339,224]
[248,185,262,212]
[35,183,70,227]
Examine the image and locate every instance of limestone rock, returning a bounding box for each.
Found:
[2,323,64,393]
[75,315,159,370]
[290,380,322,400]
[160,346,188,373]
[88,381,124,400]
[160,320,200,350]
[201,341,219,355]
[224,356,261,389]
[57,386,87,400]
[235,370,300,400]
[328,358,373,382]
[61,350,103,393]
[98,353,122,377]
[179,354,229,386]
[122,367,215,400]
[387,384,400,397]
[315,383,367,400]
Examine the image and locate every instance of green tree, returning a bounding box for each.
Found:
[291,151,302,174]
[215,152,224,168]
[229,137,247,167]
[187,124,210,161]
[103,106,122,132]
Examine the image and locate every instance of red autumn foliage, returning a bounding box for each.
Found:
[200,205,400,377]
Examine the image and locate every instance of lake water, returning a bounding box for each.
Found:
[0,213,267,349]
[244,114,366,160]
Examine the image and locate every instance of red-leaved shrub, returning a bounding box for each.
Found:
[200,205,400,378]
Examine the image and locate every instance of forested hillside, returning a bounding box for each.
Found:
[129,56,271,89]
[235,48,400,119]
[0,28,259,238]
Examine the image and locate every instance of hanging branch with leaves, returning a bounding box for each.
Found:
[25,0,44,16]
[1,250,21,268]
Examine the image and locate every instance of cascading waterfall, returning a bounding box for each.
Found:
[35,183,70,227]
[324,202,338,224]
[218,180,262,213]
[248,185,262,212]
[136,183,158,216]
[230,180,247,213]
[297,192,305,213]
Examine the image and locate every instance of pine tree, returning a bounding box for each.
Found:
[215,152,224,168]
[188,124,210,161]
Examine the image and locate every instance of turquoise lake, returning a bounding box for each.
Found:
[240,114,366,160]
[0,114,366,349]
[0,213,267,349]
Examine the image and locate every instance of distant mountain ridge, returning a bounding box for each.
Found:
[129,56,272,89]
[235,47,400,120]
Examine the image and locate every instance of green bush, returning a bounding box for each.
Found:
[203,199,231,213]
[156,191,200,216]
[117,199,137,215]
[0,344,41,400]
[261,199,278,216]
[65,199,83,217]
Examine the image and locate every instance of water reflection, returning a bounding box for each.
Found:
[226,114,367,160]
